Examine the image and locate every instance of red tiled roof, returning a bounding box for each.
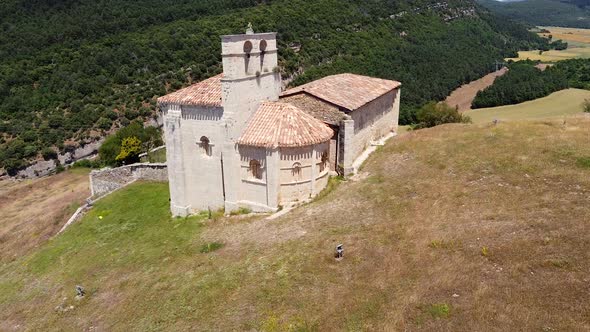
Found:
[280,94,345,126]
[238,102,334,148]
[157,74,223,107]
[282,73,401,111]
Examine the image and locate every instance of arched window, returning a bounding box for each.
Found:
[320,151,329,172]
[259,40,267,68]
[243,41,253,56]
[292,162,302,177]
[249,159,262,179]
[259,40,267,53]
[199,136,210,156]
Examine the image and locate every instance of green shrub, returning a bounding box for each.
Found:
[96,117,113,131]
[576,157,590,169]
[98,122,162,166]
[200,242,224,253]
[414,102,471,129]
[55,164,65,173]
[72,159,103,169]
[583,99,590,113]
[230,207,252,216]
[426,303,451,319]
[116,136,142,164]
[481,246,490,257]
[41,147,58,160]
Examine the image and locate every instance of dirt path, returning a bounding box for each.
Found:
[445,67,507,112]
[0,170,90,262]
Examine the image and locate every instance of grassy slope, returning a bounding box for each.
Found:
[2,119,590,330]
[0,168,90,263]
[465,88,590,123]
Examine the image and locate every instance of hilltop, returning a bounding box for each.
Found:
[0,0,549,175]
[2,116,590,330]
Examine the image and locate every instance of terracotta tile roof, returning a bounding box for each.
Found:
[238,102,334,148]
[157,74,223,107]
[280,94,345,126]
[282,73,401,111]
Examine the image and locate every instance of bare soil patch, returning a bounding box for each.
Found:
[445,68,508,111]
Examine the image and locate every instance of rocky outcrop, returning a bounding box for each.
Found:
[15,138,104,179]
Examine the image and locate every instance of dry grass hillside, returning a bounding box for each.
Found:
[1,118,590,330]
[0,169,90,263]
[465,88,590,124]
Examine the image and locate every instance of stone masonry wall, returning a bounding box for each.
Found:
[90,163,167,198]
[349,89,399,164]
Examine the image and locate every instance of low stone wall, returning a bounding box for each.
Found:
[90,163,167,198]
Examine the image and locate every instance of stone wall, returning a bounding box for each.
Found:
[90,163,167,198]
[349,89,399,164]
[338,88,400,176]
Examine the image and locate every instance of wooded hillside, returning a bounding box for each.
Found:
[477,0,590,28]
[0,0,549,174]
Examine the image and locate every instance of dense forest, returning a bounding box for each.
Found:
[472,59,590,108]
[477,0,590,28]
[0,0,550,175]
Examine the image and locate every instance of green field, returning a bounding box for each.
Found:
[464,88,590,123]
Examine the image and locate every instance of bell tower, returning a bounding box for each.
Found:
[220,26,281,140]
[219,26,282,212]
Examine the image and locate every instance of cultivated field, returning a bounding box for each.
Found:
[507,26,590,62]
[2,119,590,330]
[0,168,90,263]
[464,88,590,124]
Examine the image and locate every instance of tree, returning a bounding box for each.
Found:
[414,102,471,129]
[41,147,58,160]
[116,136,142,164]
[96,117,112,131]
[98,135,122,166]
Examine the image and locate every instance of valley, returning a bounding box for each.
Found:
[507,26,590,62]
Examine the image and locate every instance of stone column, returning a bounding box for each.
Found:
[265,148,280,209]
[392,89,401,133]
[222,142,240,213]
[310,146,317,196]
[339,116,355,176]
[164,105,190,217]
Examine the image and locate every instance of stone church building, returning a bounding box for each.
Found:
[157,29,401,216]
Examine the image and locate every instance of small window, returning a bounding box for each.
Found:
[199,136,210,156]
[243,41,253,55]
[320,151,329,172]
[249,159,262,179]
[292,162,302,177]
[259,40,267,53]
